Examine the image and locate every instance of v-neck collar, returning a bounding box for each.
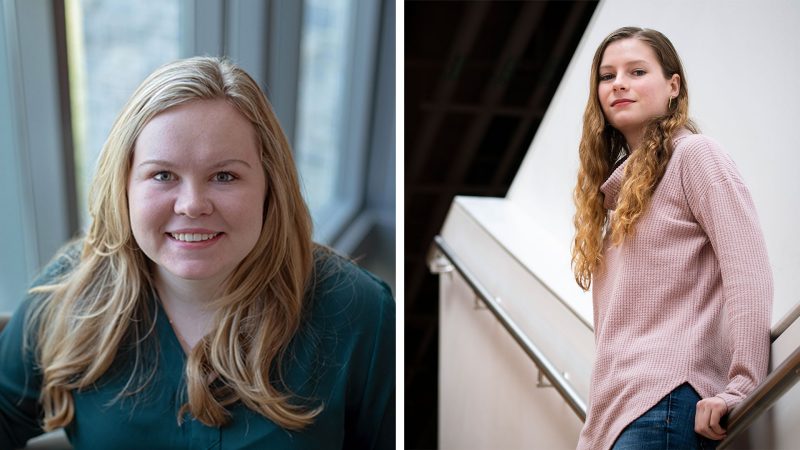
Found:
[153,292,191,361]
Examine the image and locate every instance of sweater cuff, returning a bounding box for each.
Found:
[714,393,741,414]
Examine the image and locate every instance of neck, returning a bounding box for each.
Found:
[622,128,643,152]
[153,268,226,350]
[154,270,223,309]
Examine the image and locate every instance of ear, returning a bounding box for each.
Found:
[668,73,680,98]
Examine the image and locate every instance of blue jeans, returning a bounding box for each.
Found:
[612,383,719,450]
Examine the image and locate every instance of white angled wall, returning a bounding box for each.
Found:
[507,0,800,323]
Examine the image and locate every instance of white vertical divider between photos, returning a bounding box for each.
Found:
[0,0,74,312]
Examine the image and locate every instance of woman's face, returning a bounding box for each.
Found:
[597,38,679,145]
[128,99,266,286]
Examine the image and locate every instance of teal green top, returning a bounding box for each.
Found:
[0,246,395,449]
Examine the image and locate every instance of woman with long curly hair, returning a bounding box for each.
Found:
[572,27,772,449]
[0,57,394,449]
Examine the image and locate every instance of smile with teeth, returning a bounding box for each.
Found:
[169,232,220,242]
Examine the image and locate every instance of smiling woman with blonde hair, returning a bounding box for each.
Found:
[572,27,772,450]
[0,56,395,449]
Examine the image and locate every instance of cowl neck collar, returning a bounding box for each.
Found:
[600,157,627,210]
[599,128,692,210]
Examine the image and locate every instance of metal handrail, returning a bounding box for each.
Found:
[714,300,800,446]
[429,235,587,421]
[430,233,800,440]
[717,343,800,449]
[771,301,800,342]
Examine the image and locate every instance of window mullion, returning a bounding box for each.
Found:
[179,0,225,58]
[0,0,73,309]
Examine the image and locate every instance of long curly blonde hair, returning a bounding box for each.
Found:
[572,27,698,291]
[29,57,320,430]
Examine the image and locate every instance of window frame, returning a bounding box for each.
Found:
[295,0,382,245]
[0,0,77,312]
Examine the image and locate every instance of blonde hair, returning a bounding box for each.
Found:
[572,27,698,291]
[29,56,319,430]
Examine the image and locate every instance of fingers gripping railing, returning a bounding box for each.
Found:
[718,307,800,449]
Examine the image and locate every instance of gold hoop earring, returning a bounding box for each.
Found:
[668,96,675,110]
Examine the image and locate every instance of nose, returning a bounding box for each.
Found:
[612,74,627,91]
[174,182,213,218]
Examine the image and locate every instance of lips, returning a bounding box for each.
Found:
[611,99,634,107]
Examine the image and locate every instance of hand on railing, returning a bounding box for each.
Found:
[717,341,800,449]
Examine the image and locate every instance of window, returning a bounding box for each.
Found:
[0,0,392,312]
[295,0,354,219]
[66,0,181,228]
[294,0,382,244]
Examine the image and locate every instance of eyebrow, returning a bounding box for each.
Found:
[137,158,253,169]
[599,60,651,71]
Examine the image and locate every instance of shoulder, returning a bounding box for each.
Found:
[9,238,83,317]
[305,248,395,327]
[10,238,85,335]
[672,131,745,197]
[30,238,83,289]
[289,247,394,379]
[1,240,82,369]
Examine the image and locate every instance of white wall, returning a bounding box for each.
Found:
[439,200,591,449]
[507,0,800,322]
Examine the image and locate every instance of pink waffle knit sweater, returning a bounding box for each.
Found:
[576,129,773,450]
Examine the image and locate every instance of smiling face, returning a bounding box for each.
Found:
[128,99,266,287]
[597,38,680,149]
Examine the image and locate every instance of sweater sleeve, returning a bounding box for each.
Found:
[680,137,773,411]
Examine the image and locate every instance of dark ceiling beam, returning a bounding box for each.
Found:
[491,1,594,188]
[406,2,548,311]
[436,1,547,188]
[420,102,546,117]
[406,2,490,184]
[408,184,507,197]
